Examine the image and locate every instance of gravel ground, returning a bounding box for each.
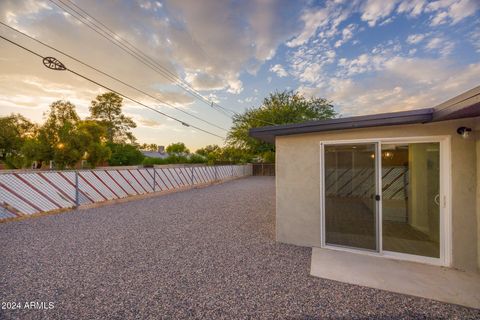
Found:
[0,176,478,319]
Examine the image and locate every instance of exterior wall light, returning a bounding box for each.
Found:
[456,126,472,139]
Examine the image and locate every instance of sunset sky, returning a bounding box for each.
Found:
[0,0,479,150]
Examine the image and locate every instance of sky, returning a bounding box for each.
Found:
[0,0,479,150]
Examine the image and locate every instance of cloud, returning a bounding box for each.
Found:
[382,57,451,84]
[151,90,195,108]
[425,36,454,56]
[137,117,164,128]
[164,0,300,94]
[337,54,378,76]
[1,0,479,148]
[289,42,337,86]
[406,33,426,44]
[397,0,426,16]
[301,58,479,116]
[430,11,449,26]
[270,64,288,77]
[286,1,352,47]
[226,78,243,94]
[298,63,323,83]
[361,0,399,26]
[334,24,356,48]
[469,27,480,53]
[184,72,226,91]
[426,0,479,26]
[286,7,330,47]
[246,0,301,61]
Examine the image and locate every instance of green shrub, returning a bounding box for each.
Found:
[108,143,144,166]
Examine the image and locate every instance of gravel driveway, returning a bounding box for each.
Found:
[0,176,478,319]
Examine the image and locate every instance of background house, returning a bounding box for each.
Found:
[141,145,169,159]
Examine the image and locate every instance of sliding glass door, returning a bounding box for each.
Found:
[323,143,379,251]
[322,139,444,262]
[381,142,440,258]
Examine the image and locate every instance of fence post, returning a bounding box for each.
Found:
[191,166,194,185]
[153,168,156,192]
[231,165,234,177]
[75,171,79,208]
[214,166,217,181]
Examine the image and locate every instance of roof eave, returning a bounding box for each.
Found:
[249,109,433,143]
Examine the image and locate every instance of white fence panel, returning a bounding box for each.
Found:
[0,164,251,220]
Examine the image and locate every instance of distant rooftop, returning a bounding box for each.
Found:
[141,151,169,159]
[250,85,480,143]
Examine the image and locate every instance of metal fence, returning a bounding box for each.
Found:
[0,164,252,219]
[252,163,275,176]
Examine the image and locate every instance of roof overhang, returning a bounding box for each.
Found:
[249,85,480,143]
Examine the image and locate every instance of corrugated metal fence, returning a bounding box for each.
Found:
[0,164,252,220]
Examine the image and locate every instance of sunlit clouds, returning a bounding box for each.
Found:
[0,0,479,149]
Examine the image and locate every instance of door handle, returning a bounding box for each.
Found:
[375,195,381,201]
[434,194,440,206]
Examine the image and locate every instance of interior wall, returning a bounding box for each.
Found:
[275,117,479,272]
[408,144,429,234]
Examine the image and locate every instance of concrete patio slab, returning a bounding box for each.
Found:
[311,247,480,309]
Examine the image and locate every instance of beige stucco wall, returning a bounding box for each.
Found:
[275,117,479,272]
[476,118,480,270]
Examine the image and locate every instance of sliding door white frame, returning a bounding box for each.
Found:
[319,135,451,267]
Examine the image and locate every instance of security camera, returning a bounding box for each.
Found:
[456,126,472,139]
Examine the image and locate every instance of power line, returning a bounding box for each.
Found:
[55,0,277,126]
[0,35,226,140]
[61,0,243,119]
[0,21,228,132]
[48,0,234,118]
[61,0,216,104]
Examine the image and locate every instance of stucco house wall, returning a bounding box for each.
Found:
[476,117,480,270]
[275,117,479,272]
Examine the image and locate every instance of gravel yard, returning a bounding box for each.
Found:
[0,176,478,319]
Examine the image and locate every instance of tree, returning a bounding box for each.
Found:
[20,138,45,168]
[77,120,111,167]
[166,142,189,155]
[212,146,253,164]
[37,100,82,169]
[89,92,137,144]
[85,142,111,168]
[26,101,111,169]
[195,144,221,164]
[108,143,144,166]
[14,100,83,169]
[227,90,336,161]
[140,143,159,151]
[0,114,37,168]
[195,144,220,157]
[52,130,88,169]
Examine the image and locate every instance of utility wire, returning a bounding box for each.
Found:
[49,0,232,117]
[62,0,241,118]
[50,0,276,126]
[0,21,228,132]
[0,35,225,140]
[61,0,222,107]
